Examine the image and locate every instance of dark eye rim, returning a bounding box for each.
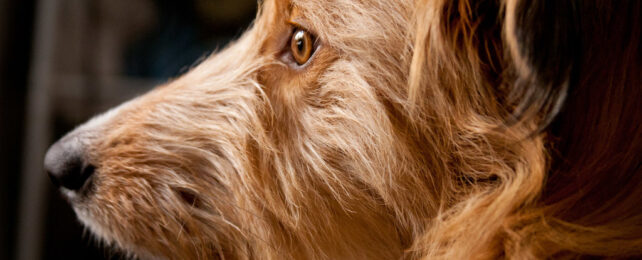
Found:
[280,25,320,69]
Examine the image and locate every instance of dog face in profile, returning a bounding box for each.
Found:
[45,0,641,259]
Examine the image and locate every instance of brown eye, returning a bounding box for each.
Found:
[290,28,314,65]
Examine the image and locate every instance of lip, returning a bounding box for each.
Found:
[58,174,95,203]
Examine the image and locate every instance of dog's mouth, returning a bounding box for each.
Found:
[57,174,96,205]
[60,166,231,259]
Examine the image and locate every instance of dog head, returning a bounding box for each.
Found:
[45,0,642,259]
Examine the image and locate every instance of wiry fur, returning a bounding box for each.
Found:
[54,0,641,259]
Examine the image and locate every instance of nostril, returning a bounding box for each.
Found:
[81,164,96,182]
[44,136,95,191]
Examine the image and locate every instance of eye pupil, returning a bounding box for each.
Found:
[296,39,304,52]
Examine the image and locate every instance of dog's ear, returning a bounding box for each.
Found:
[503,0,582,125]
[504,1,578,86]
[506,0,642,250]
[504,0,641,126]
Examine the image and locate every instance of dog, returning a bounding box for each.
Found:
[44,0,642,259]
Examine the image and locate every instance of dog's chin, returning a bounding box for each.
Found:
[71,202,164,260]
[72,198,224,260]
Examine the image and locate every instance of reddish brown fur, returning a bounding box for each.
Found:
[49,0,641,259]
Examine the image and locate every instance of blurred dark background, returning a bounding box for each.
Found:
[0,0,256,259]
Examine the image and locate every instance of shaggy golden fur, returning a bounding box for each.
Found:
[48,0,641,259]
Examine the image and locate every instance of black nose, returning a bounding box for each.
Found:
[44,135,95,191]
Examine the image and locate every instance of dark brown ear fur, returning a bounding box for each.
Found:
[412,0,640,257]
[507,0,642,257]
